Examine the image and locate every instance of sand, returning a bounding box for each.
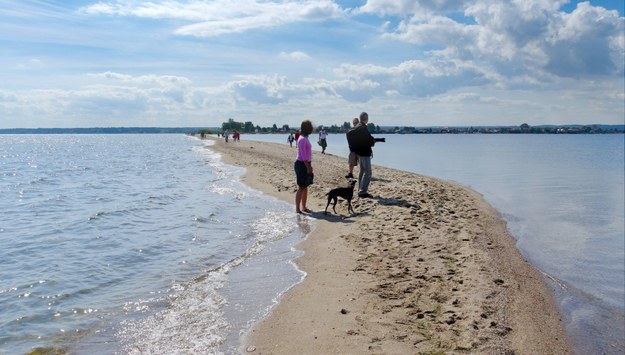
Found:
[205,136,572,355]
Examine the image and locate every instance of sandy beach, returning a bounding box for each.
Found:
[206,136,571,354]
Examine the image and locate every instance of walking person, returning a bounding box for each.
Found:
[345,117,359,178]
[287,132,295,147]
[294,120,314,214]
[318,127,328,154]
[346,112,376,198]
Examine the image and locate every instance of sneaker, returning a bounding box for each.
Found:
[345,173,354,179]
[358,193,373,198]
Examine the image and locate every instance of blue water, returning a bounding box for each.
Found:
[0,134,307,354]
[247,132,625,354]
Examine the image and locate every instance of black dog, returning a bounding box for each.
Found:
[324,180,357,215]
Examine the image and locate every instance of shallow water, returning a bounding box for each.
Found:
[0,134,308,354]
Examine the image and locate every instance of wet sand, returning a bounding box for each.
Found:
[206,137,571,354]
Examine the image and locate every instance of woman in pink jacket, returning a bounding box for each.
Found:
[294,120,314,214]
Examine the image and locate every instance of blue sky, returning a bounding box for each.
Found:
[1,0,623,128]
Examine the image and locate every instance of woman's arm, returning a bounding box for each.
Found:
[304,160,313,174]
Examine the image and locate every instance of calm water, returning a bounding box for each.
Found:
[248,132,625,354]
[0,134,308,354]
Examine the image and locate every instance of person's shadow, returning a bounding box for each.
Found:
[376,197,414,208]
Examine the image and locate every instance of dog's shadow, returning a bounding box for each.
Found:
[307,210,368,222]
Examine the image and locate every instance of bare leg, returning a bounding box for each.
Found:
[296,186,309,213]
[301,186,308,211]
[295,186,303,213]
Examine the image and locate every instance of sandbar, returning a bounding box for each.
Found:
[206,137,571,354]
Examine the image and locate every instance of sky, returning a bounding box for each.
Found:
[0,0,623,129]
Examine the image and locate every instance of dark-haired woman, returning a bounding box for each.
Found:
[294,120,314,214]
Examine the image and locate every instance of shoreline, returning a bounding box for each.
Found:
[206,137,571,354]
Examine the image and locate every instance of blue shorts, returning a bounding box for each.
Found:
[294,160,313,187]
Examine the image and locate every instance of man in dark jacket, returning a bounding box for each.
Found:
[346,112,376,198]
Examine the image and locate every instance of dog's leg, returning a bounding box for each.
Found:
[324,195,332,214]
[332,196,339,214]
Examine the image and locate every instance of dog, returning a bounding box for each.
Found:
[324,179,357,215]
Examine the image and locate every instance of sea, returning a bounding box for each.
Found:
[0,133,623,354]
[0,134,308,354]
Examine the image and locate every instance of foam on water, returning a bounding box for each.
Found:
[114,207,306,354]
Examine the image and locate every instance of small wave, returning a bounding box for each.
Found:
[192,215,209,223]
[116,208,301,354]
[117,263,232,354]
[88,211,106,221]
[45,194,66,202]
[28,176,47,185]
[252,210,299,244]
[146,194,177,206]
[209,185,247,200]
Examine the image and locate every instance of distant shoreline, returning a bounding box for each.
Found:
[0,127,202,134]
[0,124,623,135]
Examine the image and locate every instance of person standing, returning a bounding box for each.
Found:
[294,120,314,213]
[346,112,376,198]
[287,132,295,147]
[318,127,328,154]
[345,117,359,178]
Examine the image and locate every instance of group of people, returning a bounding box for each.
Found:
[294,112,377,214]
[219,130,241,143]
[288,127,327,155]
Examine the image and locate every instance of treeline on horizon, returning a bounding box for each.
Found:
[1,121,623,135]
[200,118,624,135]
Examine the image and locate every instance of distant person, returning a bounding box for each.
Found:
[345,117,359,179]
[224,130,230,143]
[346,112,376,198]
[287,132,295,147]
[318,127,328,154]
[233,131,240,142]
[294,120,314,214]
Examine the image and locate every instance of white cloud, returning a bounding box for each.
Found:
[279,51,311,61]
[371,0,624,83]
[542,2,625,76]
[332,58,491,100]
[386,16,477,47]
[16,58,45,70]
[82,0,346,37]
[88,72,192,88]
[228,75,290,104]
[358,0,469,17]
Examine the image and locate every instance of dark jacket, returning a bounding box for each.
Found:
[346,124,375,157]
